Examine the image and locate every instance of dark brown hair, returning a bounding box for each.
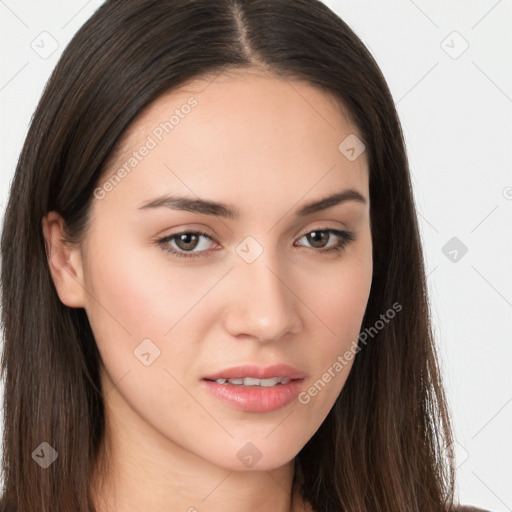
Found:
[1,1,455,510]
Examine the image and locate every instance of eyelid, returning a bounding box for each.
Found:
[295,228,355,246]
[156,229,219,257]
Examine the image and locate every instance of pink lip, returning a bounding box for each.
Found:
[202,364,306,381]
[201,364,306,413]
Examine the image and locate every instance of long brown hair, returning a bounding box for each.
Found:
[0,1,455,510]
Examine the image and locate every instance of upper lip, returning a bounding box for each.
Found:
[202,364,306,381]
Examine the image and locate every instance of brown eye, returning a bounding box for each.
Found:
[306,231,330,248]
[295,228,356,254]
[157,230,216,259]
[175,233,200,251]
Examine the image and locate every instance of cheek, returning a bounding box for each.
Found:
[302,250,373,347]
[83,235,221,340]
[82,234,233,392]
[295,247,372,407]
[338,271,371,338]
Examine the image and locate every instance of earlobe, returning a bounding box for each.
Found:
[41,211,87,308]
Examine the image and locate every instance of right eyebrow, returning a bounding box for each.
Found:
[137,195,240,219]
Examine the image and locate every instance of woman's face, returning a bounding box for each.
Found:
[80,70,372,471]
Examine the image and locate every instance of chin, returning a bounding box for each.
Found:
[197,436,304,473]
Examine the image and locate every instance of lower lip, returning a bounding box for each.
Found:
[201,379,304,413]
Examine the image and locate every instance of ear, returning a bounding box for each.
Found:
[41,211,87,308]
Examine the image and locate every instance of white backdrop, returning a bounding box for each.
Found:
[1,1,511,510]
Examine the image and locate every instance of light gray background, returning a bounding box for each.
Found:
[1,1,511,510]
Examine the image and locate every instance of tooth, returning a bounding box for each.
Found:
[220,376,291,386]
[243,377,261,386]
[260,377,281,387]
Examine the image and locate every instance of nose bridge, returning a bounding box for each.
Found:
[223,244,302,342]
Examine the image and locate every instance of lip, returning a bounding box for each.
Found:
[202,364,306,381]
[201,364,306,413]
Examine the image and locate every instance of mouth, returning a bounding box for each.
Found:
[201,364,306,412]
[202,363,306,382]
[203,376,292,387]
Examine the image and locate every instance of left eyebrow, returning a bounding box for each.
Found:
[136,188,367,219]
[296,188,367,216]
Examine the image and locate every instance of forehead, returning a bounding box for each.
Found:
[98,69,368,214]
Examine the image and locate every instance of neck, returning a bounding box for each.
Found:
[90,380,311,512]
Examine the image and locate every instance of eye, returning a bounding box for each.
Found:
[156,228,356,260]
[295,228,355,254]
[156,230,217,259]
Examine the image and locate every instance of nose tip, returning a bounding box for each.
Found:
[222,260,302,343]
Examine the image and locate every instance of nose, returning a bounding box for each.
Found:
[222,253,303,343]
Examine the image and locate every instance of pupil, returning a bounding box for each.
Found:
[177,233,199,251]
[308,231,328,248]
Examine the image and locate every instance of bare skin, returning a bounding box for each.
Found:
[43,69,372,512]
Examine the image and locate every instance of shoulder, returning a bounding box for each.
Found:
[452,505,494,512]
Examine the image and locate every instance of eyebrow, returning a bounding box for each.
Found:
[137,188,366,219]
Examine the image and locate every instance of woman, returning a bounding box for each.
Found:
[0,1,491,511]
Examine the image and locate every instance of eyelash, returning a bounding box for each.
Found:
[156,228,356,260]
